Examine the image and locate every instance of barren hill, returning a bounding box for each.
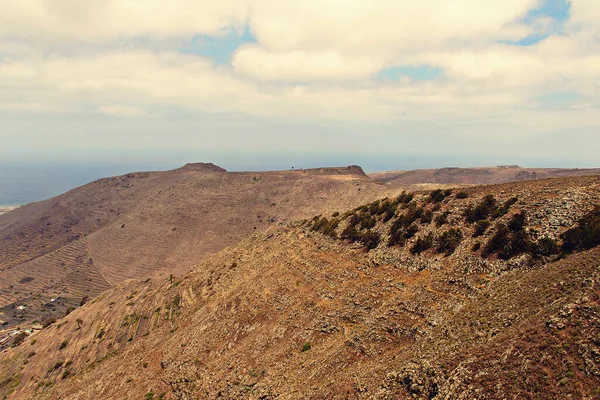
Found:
[369,165,600,187]
[0,164,399,329]
[1,175,599,399]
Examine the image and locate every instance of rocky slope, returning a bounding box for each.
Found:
[1,175,599,399]
[0,164,402,330]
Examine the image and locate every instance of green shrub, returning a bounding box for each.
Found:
[482,223,511,257]
[434,212,449,226]
[561,207,600,253]
[368,200,380,215]
[411,233,434,254]
[465,195,497,223]
[473,220,491,237]
[532,237,560,258]
[360,230,381,250]
[436,228,463,255]
[396,191,414,205]
[341,226,381,251]
[428,189,448,203]
[420,210,433,224]
[455,191,469,199]
[310,216,340,238]
[508,211,526,232]
[301,342,311,352]
[58,340,68,350]
[493,197,519,219]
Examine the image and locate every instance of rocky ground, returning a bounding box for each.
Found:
[0,175,599,399]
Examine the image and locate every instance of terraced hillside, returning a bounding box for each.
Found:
[1,175,599,399]
[0,164,402,329]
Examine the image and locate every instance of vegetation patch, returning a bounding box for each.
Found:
[436,228,464,256]
[560,207,600,253]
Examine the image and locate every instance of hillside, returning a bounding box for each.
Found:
[0,164,400,330]
[369,166,600,188]
[1,175,599,399]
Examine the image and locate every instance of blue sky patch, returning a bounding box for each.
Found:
[505,0,570,46]
[537,91,581,105]
[180,25,257,64]
[377,65,442,82]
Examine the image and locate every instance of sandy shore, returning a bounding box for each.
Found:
[0,206,17,215]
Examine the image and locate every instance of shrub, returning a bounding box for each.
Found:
[310,216,340,238]
[359,230,381,250]
[301,342,312,352]
[341,226,380,251]
[368,200,380,215]
[493,197,519,219]
[59,340,68,350]
[11,332,27,347]
[396,191,414,205]
[359,214,377,230]
[436,228,463,255]
[377,200,398,221]
[421,210,433,224]
[472,242,481,251]
[465,195,497,223]
[434,212,450,226]
[455,191,469,199]
[411,233,434,254]
[483,224,511,258]
[404,224,419,239]
[473,220,491,237]
[560,207,600,253]
[508,211,526,232]
[532,237,560,258]
[42,317,57,329]
[49,360,64,372]
[428,189,447,203]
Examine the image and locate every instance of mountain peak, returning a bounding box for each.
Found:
[179,162,227,172]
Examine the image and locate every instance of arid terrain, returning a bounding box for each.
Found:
[0,164,403,330]
[0,168,599,399]
[369,166,600,188]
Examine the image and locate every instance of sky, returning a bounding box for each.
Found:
[0,0,599,203]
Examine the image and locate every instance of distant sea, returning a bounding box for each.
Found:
[0,163,176,206]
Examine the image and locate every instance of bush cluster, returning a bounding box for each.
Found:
[482,212,559,260]
[560,207,600,253]
[434,212,450,226]
[473,220,491,237]
[427,189,452,203]
[411,233,434,254]
[437,228,464,255]
[464,195,519,223]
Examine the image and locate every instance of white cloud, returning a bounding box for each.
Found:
[0,0,598,164]
[232,46,382,81]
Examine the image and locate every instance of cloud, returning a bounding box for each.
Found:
[232,46,382,81]
[96,105,158,118]
[0,0,598,165]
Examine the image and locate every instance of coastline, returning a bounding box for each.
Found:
[0,206,18,215]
